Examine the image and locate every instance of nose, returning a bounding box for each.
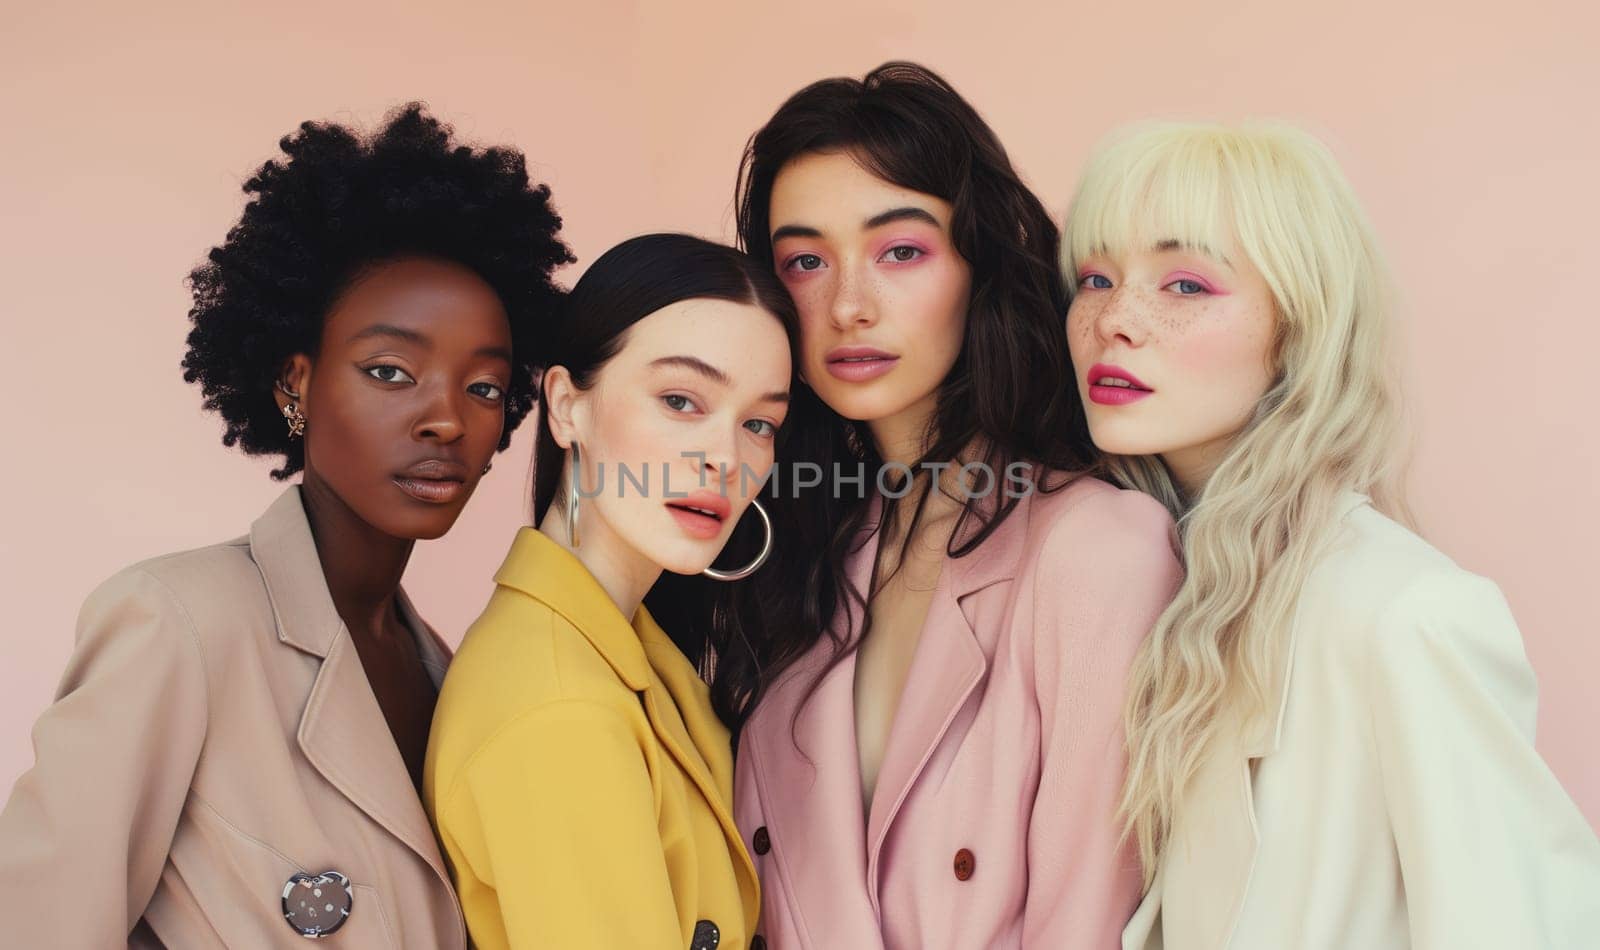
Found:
[1088,286,1146,349]
[686,422,743,495]
[413,380,466,443]
[826,260,875,330]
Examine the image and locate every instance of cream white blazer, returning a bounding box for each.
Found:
[1124,492,1600,950]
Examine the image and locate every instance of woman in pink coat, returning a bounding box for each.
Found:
[692,62,1183,949]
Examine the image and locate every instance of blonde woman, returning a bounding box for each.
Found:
[1061,122,1600,949]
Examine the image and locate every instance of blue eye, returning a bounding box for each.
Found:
[745,419,777,437]
[786,253,824,272]
[1170,279,1206,295]
[365,365,415,384]
[1079,274,1113,290]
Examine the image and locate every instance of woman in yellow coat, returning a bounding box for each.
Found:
[424,234,796,950]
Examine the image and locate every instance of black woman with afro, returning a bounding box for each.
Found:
[0,103,571,948]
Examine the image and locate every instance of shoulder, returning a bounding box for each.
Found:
[1026,474,1179,574]
[1304,504,1525,670]
[1308,503,1497,626]
[435,589,642,753]
[99,534,259,606]
[76,535,262,663]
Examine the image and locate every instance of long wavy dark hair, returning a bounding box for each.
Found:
[704,62,1097,734]
[531,233,798,660]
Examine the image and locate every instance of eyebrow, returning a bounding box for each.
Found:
[865,206,940,230]
[770,224,822,243]
[770,205,942,245]
[651,355,790,404]
[1153,238,1234,268]
[351,323,512,363]
[350,323,429,346]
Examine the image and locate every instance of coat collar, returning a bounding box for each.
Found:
[491,526,652,690]
[251,485,344,658]
[250,485,451,684]
[248,485,463,946]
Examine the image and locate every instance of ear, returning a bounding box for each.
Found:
[273,354,313,413]
[541,364,585,450]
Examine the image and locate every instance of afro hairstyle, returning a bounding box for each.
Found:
[181,102,574,479]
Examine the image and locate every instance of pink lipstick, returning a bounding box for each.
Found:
[824,345,899,382]
[665,490,732,540]
[1087,363,1154,406]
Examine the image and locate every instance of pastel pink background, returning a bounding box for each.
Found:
[2,1,1596,829]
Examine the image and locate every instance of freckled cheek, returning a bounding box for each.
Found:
[1065,300,1098,349]
[791,285,837,369]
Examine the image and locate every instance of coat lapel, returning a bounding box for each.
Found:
[494,528,764,930]
[639,613,761,931]
[1144,489,1373,950]
[1157,716,1259,950]
[250,487,454,884]
[862,490,1028,903]
[740,500,885,945]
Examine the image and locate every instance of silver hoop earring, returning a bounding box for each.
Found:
[702,499,774,582]
[566,442,582,548]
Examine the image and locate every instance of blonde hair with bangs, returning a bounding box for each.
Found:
[1062,121,1409,882]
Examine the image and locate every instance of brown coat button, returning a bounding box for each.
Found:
[953,848,975,881]
[753,826,771,856]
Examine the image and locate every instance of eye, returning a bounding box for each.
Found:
[745,419,777,437]
[1165,277,1211,295]
[1078,273,1113,291]
[365,365,415,384]
[879,245,923,264]
[783,253,825,273]
[469,381,505,401]
[662,393,698,413]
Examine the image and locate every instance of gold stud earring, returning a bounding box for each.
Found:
[481,461,493,475]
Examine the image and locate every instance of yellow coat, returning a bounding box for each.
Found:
[423,527,759,950]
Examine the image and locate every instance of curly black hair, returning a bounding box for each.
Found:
[182,102,574,479]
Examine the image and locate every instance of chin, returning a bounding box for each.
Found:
[365,504,465,542]
[1082,421,1164,459]
[814,387,920,425]
[655,547,720,577]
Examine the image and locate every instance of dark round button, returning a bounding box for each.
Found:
[281,870,353,937]
[691,919,721,950]
[753,826,771,856]
[751,937,767,950]
[953,847,975,881]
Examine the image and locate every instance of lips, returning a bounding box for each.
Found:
[1086,362,1154,406]
[392,457,471,505]
[665,490,732,540]
[824,345,899,382]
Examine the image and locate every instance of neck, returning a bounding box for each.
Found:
[866,392,939,469]
[539,496,661,622]
[298,474,413,639]
[1162,434,1236,502]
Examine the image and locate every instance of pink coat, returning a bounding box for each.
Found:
[734,475,1182,949]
